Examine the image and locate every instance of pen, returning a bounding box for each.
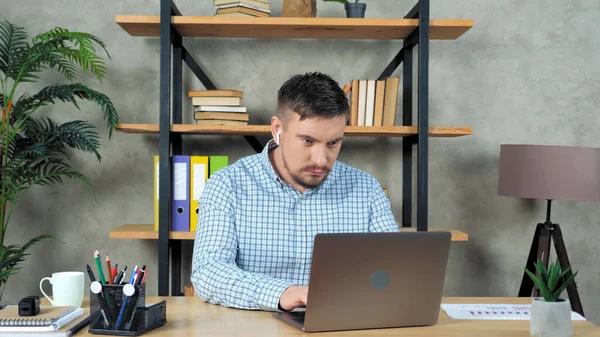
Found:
[135,265,146,286]
[90,281,112,327]
[105,254,112,285]
[115,284,136,328]
[86,264,96,283]
[114,265,127,285]
[112,264,118,283]
[129,265,138,285]
[69,314,90,335]
[94,250,107,285]
[119,271,127,285]
[115,265,139,328]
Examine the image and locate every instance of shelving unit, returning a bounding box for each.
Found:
[110,224,469,242]
[115,124,472,137]
[112,0,474,296]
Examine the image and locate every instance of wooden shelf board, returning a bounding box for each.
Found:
[115,124,472,137]
[115,15,473,40]
[109,224,468,241]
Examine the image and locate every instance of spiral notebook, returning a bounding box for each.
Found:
[0,305,82,331]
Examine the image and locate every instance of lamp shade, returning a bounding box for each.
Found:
[498,144,600,201]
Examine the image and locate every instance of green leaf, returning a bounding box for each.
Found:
[547,262,558,293]
[27,27,110,81]
[534,260,549,283]
[525,268,555,301]
[558,266,572,281]
[552,270,578,300]
[12,83,119,139]
[19,161,92,191]
[0,236,55,285]
[323,0,350,4]
[21,235,57,251]
[0,20,29,76]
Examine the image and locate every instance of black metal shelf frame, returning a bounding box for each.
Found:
[157,0,430,296]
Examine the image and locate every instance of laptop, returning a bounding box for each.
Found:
[273,231,451,332]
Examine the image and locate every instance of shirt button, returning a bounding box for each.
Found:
[297,226,303,232]
[297,258,303,263]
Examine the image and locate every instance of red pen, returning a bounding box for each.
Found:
[135,265,146,286]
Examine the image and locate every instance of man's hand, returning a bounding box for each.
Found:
[279,286,308,311]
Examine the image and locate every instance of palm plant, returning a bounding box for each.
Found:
[0,20,118,304]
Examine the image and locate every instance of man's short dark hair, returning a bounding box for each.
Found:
[277,72,349,123]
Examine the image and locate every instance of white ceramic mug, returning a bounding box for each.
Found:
[39,271,84,307]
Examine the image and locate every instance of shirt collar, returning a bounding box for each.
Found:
[260,139,283,185]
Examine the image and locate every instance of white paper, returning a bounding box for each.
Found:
[441,304,586,321]
[173,162,187,200]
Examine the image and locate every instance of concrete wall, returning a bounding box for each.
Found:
[2,0,600,325]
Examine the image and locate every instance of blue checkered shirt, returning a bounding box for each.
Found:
[191,140,399,311]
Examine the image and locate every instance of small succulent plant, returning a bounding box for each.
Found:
[525,259,578,302]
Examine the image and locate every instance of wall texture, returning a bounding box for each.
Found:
[2,0,600,325]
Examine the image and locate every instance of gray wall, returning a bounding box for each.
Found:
[3,0,600,326]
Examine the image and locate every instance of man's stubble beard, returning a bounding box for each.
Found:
[281,147,330,190]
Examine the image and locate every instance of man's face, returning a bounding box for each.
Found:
[278,112,346,190]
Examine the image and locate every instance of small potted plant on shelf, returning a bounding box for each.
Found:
[0,20,119,306]
[525,259,579,337]
[323,0,366,18]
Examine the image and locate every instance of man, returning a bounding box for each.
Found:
[190,72,399,312]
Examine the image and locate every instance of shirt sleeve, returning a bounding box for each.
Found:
[190,170,294,311]
[368,177,400,232]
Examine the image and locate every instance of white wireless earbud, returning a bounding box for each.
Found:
[276,130,281,145]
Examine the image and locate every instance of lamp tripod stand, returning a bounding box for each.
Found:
[518,199,584,317]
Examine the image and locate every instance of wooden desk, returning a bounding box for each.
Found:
[76,297,600,336]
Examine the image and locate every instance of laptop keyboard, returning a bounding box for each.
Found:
[288,311,305,324]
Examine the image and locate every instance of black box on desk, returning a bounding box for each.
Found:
[88,283,166,336]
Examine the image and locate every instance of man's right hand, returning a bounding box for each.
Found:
[279,285,308,311]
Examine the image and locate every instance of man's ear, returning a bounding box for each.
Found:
[271,115,282,144]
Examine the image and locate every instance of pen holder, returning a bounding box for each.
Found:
[88,283,166,336]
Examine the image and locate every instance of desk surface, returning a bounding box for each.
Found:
[76,296,600,336]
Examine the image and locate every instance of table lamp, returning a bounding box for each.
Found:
[497,144,600,317]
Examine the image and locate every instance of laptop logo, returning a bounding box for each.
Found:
[370,270,390,290]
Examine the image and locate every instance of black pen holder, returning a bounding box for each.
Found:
[88,283,166,336]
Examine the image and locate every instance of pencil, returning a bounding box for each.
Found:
[106,254,112,284]
[94,250,107,285]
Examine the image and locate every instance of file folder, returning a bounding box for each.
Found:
[190,156,208,232]
[172,155,190,231]
[209,156,229,176]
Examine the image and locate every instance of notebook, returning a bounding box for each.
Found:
[0,305,84,333]
[0,314,89,337]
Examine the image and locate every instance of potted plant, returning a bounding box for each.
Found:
[525,259,578,337]
[324,0,366,18]
[0,20,118,305]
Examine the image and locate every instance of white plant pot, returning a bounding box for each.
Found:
[530,297,572,337]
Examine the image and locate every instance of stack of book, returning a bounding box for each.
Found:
[348,77,400,127]
[189,89,249,126]
[213,0,271,17]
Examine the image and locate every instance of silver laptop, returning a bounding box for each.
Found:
[273,231,451,332]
